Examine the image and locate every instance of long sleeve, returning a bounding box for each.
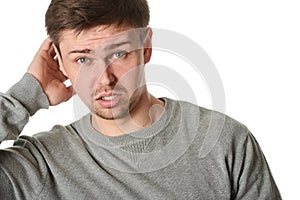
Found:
[0,73,50,199]
[232,130,282,199]
[0,73,49,142]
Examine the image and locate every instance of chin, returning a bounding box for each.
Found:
[94,106,130,120]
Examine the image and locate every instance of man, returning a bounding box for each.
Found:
[0,0,281,199]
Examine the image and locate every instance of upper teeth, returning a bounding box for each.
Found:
[101,95,117,101]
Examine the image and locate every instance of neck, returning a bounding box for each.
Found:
[91,93,164,137]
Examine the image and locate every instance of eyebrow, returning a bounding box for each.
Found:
[68,49,92,55]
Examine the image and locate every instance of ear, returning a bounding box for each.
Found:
[143,27,153,64]
[53,44,68,77]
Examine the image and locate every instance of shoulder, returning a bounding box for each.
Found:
[166,98,251,156]
[168,98,249,136]
[164,100,281,199]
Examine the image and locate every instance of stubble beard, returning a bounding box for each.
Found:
[92,87,144,120]
[93,99,129,120]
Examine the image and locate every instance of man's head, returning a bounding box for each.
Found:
[45,0,153,121]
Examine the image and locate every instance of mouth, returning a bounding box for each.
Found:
[99,94,118,101]
[96,93,122,108]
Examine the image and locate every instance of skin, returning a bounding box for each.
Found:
[28,24,164,137]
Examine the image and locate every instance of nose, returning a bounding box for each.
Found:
[97,67,116,86]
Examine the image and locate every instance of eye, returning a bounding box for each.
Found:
[76,57,90,64]
[113,51,127,59]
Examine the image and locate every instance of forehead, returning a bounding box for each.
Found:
[59,25,144,52]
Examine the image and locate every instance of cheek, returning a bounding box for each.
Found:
[73,70,98,106]
[62,61,96,97]
[116,65,145,93]
[115,52,145,82]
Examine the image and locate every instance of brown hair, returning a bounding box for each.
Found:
[45,0,150,47]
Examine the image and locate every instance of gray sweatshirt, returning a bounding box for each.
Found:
[0,73,281,199]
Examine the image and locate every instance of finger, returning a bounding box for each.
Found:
[39,38,53,52]
[47,56,61,70]
[48,44,57,58]
[53,68,68,82]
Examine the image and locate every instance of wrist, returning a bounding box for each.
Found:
[7,73,50,115]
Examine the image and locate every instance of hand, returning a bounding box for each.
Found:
[27,38,74,106]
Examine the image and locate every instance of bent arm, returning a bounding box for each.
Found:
[0,38,74,198]
[1,38,74,143]
[0,73,49,142]
[0,73,50,198]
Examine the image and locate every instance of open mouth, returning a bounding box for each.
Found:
[96,93,122,108]
[100,94,118,101]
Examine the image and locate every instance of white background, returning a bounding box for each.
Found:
[0,0,299,199]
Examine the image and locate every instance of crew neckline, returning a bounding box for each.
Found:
[74,97,173,148]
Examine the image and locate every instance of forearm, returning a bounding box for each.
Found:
[0,73,49,142]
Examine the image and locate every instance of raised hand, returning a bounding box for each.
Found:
[27,38,74,106]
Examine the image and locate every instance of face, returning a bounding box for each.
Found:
[57,25,152,120]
